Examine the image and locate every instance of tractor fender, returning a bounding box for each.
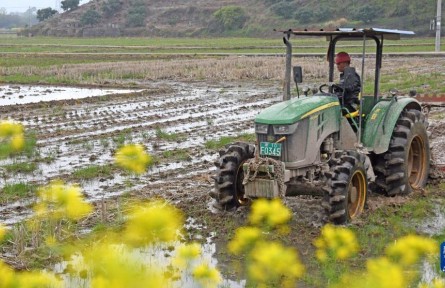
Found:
[362,97,422,154]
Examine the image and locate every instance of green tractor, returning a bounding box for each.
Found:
[210,28,430,224]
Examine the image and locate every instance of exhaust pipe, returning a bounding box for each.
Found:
[283,36,292,101]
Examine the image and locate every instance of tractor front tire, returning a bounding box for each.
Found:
[323,151,368,224]
[374,109,430,196]
[210,142,255,210]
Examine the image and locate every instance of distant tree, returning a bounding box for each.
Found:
[213,6,248,31]
[102,0,122,17]
[80,9,100,26]
[388,4,410,17]
[352,4,381,24]
[408,0,428,24]
[36,8,58,22]
[126,12,145,27]
[313,6,333,22]
[126,0,146,27]
[270,1,295,19]
[0,14,19,28]
[263,0,293,6]
[295,8,313,24]
[61,0,80,12]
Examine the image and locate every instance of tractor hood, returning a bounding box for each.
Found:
[255,95,340,125]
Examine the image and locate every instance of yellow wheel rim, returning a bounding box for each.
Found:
[408,135,427,189]
[235,161,249,205]
[348,170,366,219]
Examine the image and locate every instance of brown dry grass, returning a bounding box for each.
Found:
[2,55,444,92]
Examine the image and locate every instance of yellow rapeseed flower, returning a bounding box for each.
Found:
[228,226,262,255]
[365,257,406,288]
[248,198,292,228]
[0,121,23,138]
[36,181,93,220]
[14,271,62,288]
[419,278,445,288]
[45,236,57,247]
[0,121,24,152]
[386,235,438,266]
[115,144,152,174]
[334,257,405,288]
[247,241,305,288]
[10,134,24,151]
[0,224,6,241]
[314,224,359,262]
[83,243,166,288]
[173,242,202,268]
[192,262,222,288]
[0,260,15,288]
[124,200,183,247]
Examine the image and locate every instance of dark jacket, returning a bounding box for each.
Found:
[336,67,361,111]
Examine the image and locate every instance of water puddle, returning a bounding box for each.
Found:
[55,218,244,287]
[418,199,445,283]
[418,201,445,236]
[0,85,141,105]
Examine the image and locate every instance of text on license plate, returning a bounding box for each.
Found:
[260,142,282,157]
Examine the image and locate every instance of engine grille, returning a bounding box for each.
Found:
[256,118,309,163]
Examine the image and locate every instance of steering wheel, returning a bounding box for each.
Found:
[319,84,330,93]
[319,83,344,94]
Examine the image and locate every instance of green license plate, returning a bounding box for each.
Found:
[260,142,282,157]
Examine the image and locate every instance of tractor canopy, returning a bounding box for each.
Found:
[278,27,415,103]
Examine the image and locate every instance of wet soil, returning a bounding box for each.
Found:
[0,80,444,280]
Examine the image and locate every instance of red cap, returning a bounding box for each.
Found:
[335,52,351,64]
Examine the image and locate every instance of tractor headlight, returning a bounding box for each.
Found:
[255,123,269,134]
[273,122,299,135]
[274,125,290,134]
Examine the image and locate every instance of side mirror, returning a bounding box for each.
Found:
[293,66,303,84]
[390,88,398,97]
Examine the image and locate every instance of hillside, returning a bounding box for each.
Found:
[24,0,443,37]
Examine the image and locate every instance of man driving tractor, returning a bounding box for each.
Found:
[334,51,361,115]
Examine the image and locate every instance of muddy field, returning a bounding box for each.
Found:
[0,55,445,283]
[0,82,281,221]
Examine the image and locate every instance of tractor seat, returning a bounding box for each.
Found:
[344,110,360,118]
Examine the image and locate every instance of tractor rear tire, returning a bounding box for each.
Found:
[374,109,430,196]
[210,142,255,210]
[323,151,368,224]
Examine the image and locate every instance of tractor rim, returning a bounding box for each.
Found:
[235,161,249,205]
[348,170,366,219]
[407,135,426,188]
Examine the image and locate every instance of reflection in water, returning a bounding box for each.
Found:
[55,240,245,287]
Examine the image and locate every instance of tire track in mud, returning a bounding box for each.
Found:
[0,82,281,224]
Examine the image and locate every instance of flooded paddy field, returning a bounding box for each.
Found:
[0,55,444,285]
[0,82,281,222]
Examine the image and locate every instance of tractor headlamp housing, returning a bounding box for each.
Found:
[274,125,290,134]
[273,122,299,135]
[255,123,269,134]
